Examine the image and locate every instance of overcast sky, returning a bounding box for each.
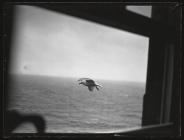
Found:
[10,5,150,82]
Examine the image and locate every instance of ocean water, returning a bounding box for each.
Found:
[7,74,145,133]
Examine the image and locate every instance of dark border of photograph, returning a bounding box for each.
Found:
[1,0,182,139]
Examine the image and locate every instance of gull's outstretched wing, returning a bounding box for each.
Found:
[88,86,94,91]
[86,79,95,84]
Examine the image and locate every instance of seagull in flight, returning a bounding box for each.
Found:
[78,78,102,91]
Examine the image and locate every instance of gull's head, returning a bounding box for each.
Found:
[79,81,83,85]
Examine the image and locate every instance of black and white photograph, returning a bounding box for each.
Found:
[2,2,182,138]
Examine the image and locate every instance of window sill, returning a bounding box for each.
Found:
[4,123,176,138]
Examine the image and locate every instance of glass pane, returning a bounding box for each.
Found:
[7,5,149,133]
[126,6,152,18]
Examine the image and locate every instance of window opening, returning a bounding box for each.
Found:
[7,5,149,133]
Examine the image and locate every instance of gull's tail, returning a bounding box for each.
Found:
[96,83,103,87]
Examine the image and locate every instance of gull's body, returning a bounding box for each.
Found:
[78,78,102,91]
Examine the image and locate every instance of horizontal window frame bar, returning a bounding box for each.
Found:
[22,3,178,39]
[4,123,174,138]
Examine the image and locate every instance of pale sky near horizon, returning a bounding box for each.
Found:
[10,5,150,82]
